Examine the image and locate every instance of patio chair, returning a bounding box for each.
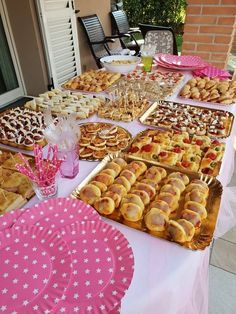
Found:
[110,10,144,53]
[79,14,130,68]
[139,23,178,55]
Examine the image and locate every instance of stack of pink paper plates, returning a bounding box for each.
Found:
[154,54,208,70]
[0,198,134,313]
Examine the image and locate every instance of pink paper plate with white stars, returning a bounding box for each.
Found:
[0,225,72,314]
[53,221,134,314]
[14,197,100,232]
[0,207,26,232]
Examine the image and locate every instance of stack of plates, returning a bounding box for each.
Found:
[0,198,134,314]
[154,54,208,71]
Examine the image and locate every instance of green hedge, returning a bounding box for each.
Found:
[123,0,187,34]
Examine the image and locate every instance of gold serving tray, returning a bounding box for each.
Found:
[126,129,224,177]
[139,101,234,139]
[71,153,223,250]
[78,122,132,161]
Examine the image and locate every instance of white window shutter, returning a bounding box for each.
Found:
[37,0,81,87]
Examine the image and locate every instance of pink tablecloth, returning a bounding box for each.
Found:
[2,70,236,314]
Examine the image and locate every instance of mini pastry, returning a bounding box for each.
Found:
[126,161,147,177]
[145,208,169,232]
[130,189,150,206]
[184,201,207,219]
[100,168,117,178]
[80,148,94,158]
[112,158,127,169]
[120,203,143,222]
[150,199,171,216]
[158,151,179,166]
[104,162,121,176]
[93,173,114,186]
[134,182,156,200]
[181,209,201,228]
[80,184,101,205]
[165,177,186,193]
[93,150,107,159]
[114,176,131,192]
[145,166,162,183]
[168,172,189,185]
[139,179,158,191]
[160,184,181,199]
[89,181,108,193]
[158,192,179,212]
[108,184,127,197]
[185,182,209,196]
[177,219,195,242]
[185,190,207,207]
[168,220,187,243]
[103,191,121,208]
[94,197,115,215]
[120,169,137,185]
[121,193,144,210]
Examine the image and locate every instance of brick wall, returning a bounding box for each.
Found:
[182,0,236,69]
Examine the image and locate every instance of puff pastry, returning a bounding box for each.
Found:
[94,197,116,215]
[80,184,101,205]
[145,208,169,232]
[120,203,143,222]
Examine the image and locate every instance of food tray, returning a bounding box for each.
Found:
[0,148,35,214]
[139,101,234,138]
[98,96,151,122]
[0,107,47,150]
[79,122,132,161]
[71,153,222,250]
[126,129,225,176]
[179,77,236,105]
[61,70,122,93]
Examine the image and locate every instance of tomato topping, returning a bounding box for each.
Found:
[153,139,160,143]
[196,139,203,146]
[159,151,168,157]
[172,147,182,153]
[129,146,139,153]
[212,140,220,145]
[182,161,190,167]
[141,144,152,152]
[206,153,217,160]
[201,168,210,174]
[217,125,225,130]
[183,138,191,144]
[203,146,210,153]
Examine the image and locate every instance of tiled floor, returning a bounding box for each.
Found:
[209,157,236,313]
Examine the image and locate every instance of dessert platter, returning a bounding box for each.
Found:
[0,107,47,150]
[0,149,34,213]
[127,129,225,176]
[180,77,236,105]
[140,100,234,138]
[25,88,105,119]
[98,91,149,122]
[71,154,222,250]
[79,122,132,160]
[108,69,184,100]
[62,69,122,92]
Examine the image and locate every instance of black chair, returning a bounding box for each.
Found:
[110,10,144,53]
[139,23,178,55]
[79,14,130,68]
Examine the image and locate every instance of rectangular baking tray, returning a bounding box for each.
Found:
[139,101,234,138]
[71,153,223,250]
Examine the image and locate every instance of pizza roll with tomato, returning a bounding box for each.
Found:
[145,166,163,183]
[134,182,156,200]
[160,184,181,199]
[145,208,169,232]
[120,169,137,185]
[158,151,179,166]
[168,219,195,243]
[165,177,186,193]
[140,143,161,161]
[131,189,150,206]
[114,176,131,192]
[80,184,101,205]
[185,190,207,207]
[109,184,127,197]
[94,197,116,215]
[157,192,179,212]
[150,199,171,216]
[126,161,147,178]
[121,193,145,210]
[185,180,209,196]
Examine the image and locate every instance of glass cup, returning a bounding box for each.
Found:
[140,44,156,72]
[57,146,79,179]
[32,180,58,201]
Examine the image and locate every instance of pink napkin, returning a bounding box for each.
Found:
[193,65,231,79]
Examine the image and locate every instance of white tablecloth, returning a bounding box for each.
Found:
[2,71,236,314]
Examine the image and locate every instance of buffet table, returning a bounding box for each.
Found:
[1,70,236,314]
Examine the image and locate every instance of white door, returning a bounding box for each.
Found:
[37,0,81,88]
[0,0,25,106]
